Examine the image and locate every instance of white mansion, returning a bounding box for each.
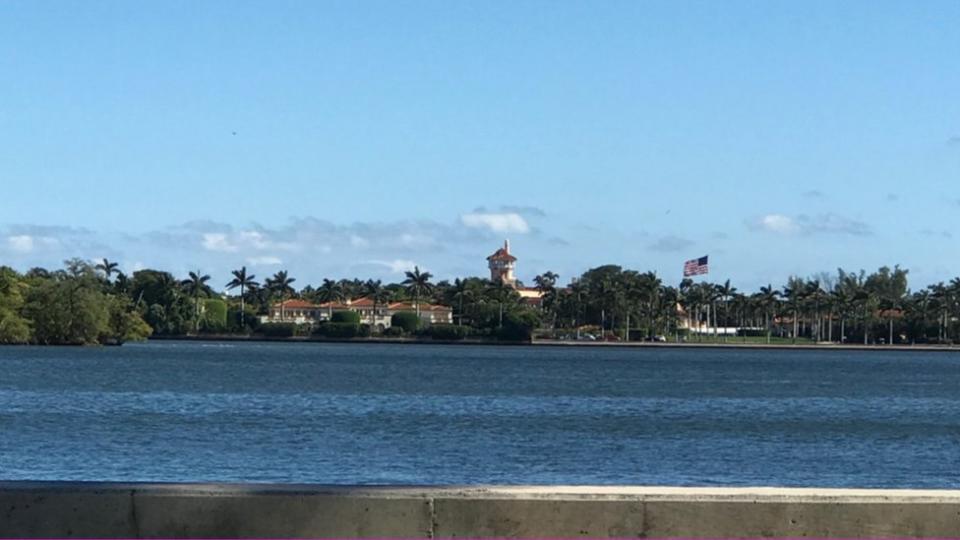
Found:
[264,297,452,329]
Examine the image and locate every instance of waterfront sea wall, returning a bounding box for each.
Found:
[2,483,959,538]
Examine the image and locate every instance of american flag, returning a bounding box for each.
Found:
[683,255,709,277]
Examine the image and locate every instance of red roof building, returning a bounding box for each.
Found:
[266,296,452,328]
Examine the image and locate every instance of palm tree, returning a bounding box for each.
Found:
[266,270,296,321]
[180,270,211,333]
[226,266,259,329]
[318,278,345,320]
[403,266,434,317]
[533,271,560,331]
[570,279,586,330]
[757,284,779,344]
[363,279,391,328]
[832,283,852,344]
[533,271,559,292]
[113,271,130,295]
[485,280,518,328]
[717,279,737,342]
[782,277,805,344]
[881,270,909,345]
[658,286,681,341]
[95,258,119,281]
[450,278,472,327]
[804,279,825,342]
[637,272,663,339]
[841,271,871,345]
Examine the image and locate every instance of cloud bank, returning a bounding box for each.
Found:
[748,213,872,237]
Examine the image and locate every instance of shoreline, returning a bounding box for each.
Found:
[146,334,960,352]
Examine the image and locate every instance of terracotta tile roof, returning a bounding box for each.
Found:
[348,296,376,307]
[486,247,517,262]
[276,299,318,309]
[388,301,452,312]
[273,298,451,313]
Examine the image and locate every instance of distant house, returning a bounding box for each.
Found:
[487,239,544,307]
[264,296,452,329]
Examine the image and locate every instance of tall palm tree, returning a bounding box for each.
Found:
[95,258,119,281]
[569,279,586,334]
[717,279,737,342]
[450,278,472,327]
[832,283,853,344]
[533,271,560,330]
[928,282,948,343]
[782,277,805,344]
[636,272,662,339]
[485,280,518,328]
[113,271,130,295]
[658,285,680,341]
[804,279,825,342]
[403,266,434,317]
[363,279,391,328]
[318,278,346,319]
[840,271,871,345]
[757,284,779,344]
[180,270,211,333]
[226,266,259,328]
[882,273,909,346]
[266,270,296,321]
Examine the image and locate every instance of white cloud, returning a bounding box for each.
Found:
[7,235,34,253]
[754,214,798,234]
[748,213,872,236]
[368,259,418,274]
[460,212,530,234]
[202,233,238,252]
[238,230,270,249]
[246,256,283,266]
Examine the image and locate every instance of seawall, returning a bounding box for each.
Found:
[2,482,960,538]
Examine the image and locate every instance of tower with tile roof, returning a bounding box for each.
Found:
[487,239,517,286]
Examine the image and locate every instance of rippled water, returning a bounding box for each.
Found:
[1,341,959,487]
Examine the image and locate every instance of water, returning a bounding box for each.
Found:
[1,341,959,487]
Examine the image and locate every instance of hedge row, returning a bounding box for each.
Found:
[313,322,372,338]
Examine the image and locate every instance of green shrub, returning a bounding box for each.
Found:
[259,323,296,337]
[227,306,259,332]
[320,322,359,338]
[358,323,372,338]
[429,324,469,340]
[0,309,31,344]
[391,311,420,333]
[201,299,228,332]
[736,328,768,337]
[498,308,542,342]
[331,310,361,324]
[384,326,406,337]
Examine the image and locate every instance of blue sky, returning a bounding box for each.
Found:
[1,1,958,291]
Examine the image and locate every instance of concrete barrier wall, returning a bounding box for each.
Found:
[1,483,959,538]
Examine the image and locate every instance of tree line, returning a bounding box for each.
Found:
[1,257,957,345]
[535,264,942,345]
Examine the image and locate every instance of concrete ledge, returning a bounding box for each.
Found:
[1,483,960,538]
